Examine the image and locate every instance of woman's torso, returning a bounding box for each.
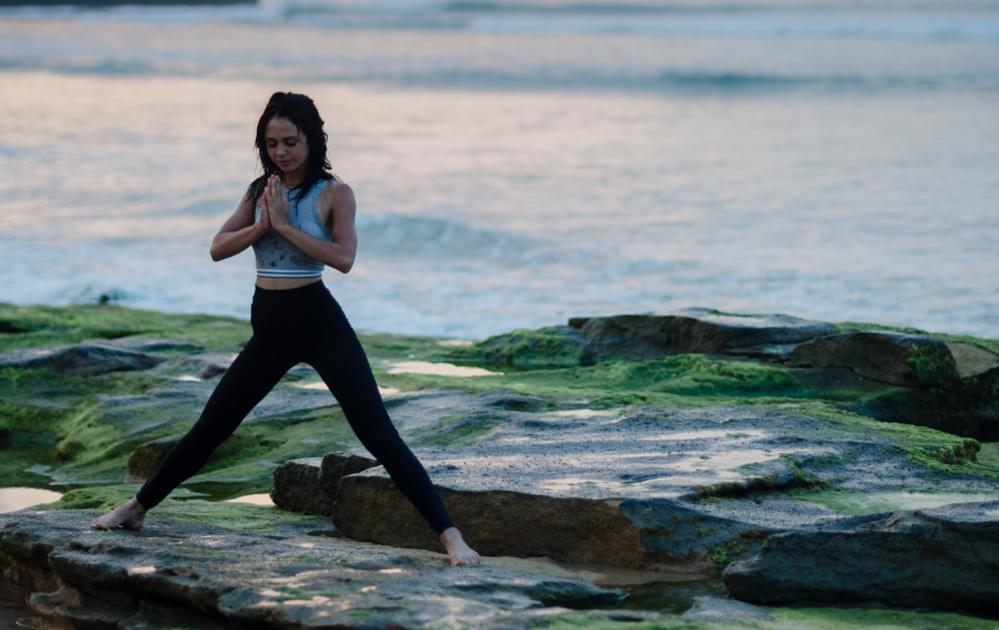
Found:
[253,176,337,290]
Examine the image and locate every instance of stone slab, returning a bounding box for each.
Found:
[723,501,999,614]
[0,509,628,630]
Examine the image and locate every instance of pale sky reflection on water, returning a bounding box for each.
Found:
[1,10,997,338]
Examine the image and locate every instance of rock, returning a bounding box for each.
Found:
[723,501,999,614]
[0,342,164,376]
[788,331,959,387]
[788,365,892,394]
[860,366,999,441]
[335,479,652,567]
[275,400,999,582]
[321,407,837,574]
[577,309,837,364]
[461,325,585,368]
[270,453,380,516]
[0,509,629,630]
[946,342,999,379]
[270,458,324,514]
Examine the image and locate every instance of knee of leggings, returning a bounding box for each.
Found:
[360,427,408,461]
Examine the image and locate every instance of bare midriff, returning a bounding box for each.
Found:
[254,276,323,290]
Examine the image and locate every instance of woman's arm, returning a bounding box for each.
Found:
[210,193,269,262]
[271,181,358,274]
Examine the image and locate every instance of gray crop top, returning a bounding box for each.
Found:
[252,178,332,278]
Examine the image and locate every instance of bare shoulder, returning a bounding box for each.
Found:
[319,178,357,239]
[327,179,356,214]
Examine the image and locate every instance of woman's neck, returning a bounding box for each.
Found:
[282,167,305,188]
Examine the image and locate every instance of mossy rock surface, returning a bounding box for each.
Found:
[3,301,999,627]
[448,325,585,369]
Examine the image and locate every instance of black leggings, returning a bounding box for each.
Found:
[135,281,455,535]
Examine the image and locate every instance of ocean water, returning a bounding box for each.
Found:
[1,0,998,339]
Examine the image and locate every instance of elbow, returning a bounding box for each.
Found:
[209,236,224,262]
[333,255,355,274]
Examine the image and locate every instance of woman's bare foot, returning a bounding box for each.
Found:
[90,497,147,531]
[439,527,480,567]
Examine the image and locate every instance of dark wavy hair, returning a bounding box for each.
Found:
[247,91,336,204]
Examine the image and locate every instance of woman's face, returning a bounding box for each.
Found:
[265,116,309,177]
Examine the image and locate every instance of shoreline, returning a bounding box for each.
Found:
[3,295,998,348]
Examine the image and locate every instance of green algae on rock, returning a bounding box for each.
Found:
[0,302,250,354]
[439,309,999,441]
[447,325,586,369]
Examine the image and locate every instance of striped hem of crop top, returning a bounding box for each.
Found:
[255,267,324,278]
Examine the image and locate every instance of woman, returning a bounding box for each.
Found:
[91,92,481,568]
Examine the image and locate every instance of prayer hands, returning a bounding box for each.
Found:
[263,174,289,229]
[256,194,272,234]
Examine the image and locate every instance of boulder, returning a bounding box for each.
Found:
[574,309,837,364]
[270,453,380,516]
[723,501,999,614]
[335,479,651,567]
[267,397,999,579]
[316,466,751,570]
[274,398,997,582]
[860,366,999,441]
[787,331,959,387]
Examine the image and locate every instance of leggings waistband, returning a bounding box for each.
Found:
[252,281,331,307]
